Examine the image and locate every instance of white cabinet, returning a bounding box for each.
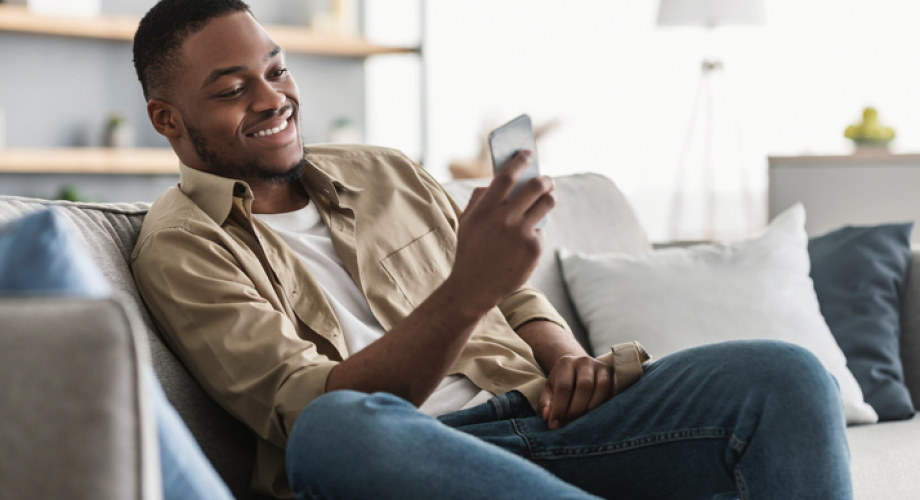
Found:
[769,153,920,243]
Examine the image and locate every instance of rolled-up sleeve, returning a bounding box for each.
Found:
[497,286,571,333]
[132,227,336,447]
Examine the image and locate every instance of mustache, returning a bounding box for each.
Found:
[261,102,296,120]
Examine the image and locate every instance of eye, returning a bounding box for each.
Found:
[273,68,289,78]
[219,87,245,98]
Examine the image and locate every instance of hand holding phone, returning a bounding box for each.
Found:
[450,114,554,312]
[489,114,548,229]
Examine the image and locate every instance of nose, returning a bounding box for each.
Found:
[251,78,286,113]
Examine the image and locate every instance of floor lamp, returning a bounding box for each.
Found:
[658,0,766,241]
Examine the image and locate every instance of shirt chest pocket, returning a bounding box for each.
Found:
[381,227,454,307]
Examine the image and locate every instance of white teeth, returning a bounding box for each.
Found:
[251,119,289,138]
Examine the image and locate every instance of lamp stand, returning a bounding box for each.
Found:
[667,58,756,242]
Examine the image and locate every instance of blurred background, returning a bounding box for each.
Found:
[1,0,919,242]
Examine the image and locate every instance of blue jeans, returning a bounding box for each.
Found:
[285,341,853,500]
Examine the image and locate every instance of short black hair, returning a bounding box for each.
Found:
[133,0,252,101]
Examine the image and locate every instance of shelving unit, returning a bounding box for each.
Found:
[0,4,418,57]
[0,3,424,190]
[0,149,181,202]
[0,148,178,175]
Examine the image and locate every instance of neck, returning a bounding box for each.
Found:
[249,180,310,214]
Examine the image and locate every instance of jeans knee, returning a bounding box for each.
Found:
[289,390,410,448]
[752,341,832,386]
[286,391,416,496]
[722,341,841,411]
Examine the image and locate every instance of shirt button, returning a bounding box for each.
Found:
[337,222,345,231]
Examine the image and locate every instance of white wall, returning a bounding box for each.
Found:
[366,0,920,241]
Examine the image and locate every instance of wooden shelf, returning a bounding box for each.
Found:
[0,5,418,57]
[0,148,179,175]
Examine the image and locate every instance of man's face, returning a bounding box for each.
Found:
[170,12,304,183]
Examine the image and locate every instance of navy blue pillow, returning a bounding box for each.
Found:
[0,210,110,296]
[809,223,914,421]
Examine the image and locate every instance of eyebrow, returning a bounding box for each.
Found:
[201,45,283,89]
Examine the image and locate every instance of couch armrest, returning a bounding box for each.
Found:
[900,251,920,406]
[0,297,161,500]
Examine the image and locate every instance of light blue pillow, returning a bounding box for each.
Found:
[809,222,914,421]
[0,210,110,297]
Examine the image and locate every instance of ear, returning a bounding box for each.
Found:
[146,99,182,139]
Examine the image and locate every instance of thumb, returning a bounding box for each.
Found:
[538,382,553,420]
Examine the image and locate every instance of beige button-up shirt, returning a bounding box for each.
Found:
[131,144,571,498]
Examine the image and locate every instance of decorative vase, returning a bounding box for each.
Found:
[103,115,133,149]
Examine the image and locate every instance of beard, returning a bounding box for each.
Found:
[183,113,305,186]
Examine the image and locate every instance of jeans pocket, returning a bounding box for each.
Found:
[489,390,537,420]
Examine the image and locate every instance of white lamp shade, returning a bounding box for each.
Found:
[657,0,766,27]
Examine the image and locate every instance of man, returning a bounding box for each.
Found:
[131,1,853,499]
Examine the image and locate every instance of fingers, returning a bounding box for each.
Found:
[543,357,616,430]
[586,366,614,414]
[563,361,598,424]
[546,372,573,430]
[511,175,554,223]
[463,187,487,215]
[480,151,534,207]
[538,383,553,421]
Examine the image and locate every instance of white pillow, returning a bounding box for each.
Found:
[557,204,878,425]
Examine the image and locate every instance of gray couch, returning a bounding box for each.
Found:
[1,173,918,499]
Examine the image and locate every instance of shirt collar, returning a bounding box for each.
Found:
[178,149,363,225]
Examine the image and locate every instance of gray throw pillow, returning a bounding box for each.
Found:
[809,222,915,421]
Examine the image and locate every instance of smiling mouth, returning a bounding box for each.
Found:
[246,118,290,138]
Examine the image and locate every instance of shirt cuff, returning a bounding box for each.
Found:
[498,285,572,334]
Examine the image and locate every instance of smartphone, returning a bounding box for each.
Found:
[488,114,547,229]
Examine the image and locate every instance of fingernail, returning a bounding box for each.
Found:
[520,150,532,159]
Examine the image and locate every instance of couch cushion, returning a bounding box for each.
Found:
[848,416,920,498]
[0,196,149,301]
[442,173,651,353]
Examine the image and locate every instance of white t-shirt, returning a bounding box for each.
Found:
[255,202,493,416]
